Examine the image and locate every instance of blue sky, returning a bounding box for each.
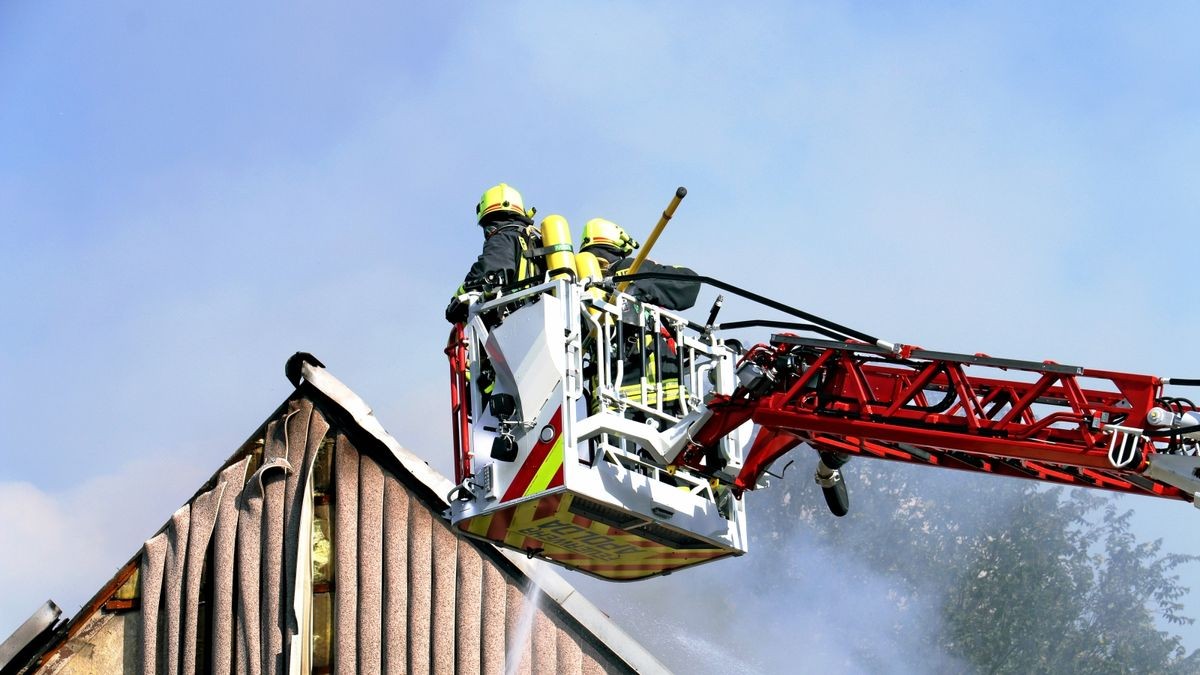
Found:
[4,0,1200,665]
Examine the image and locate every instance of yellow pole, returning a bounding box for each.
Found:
[616,187,687,294]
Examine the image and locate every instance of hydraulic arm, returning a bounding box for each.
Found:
[676,333,1200,507]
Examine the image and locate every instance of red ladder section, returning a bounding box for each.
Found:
[682,335,1193,502]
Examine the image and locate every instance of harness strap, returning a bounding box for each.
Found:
[524,243,572,258]
[516,235,531,281]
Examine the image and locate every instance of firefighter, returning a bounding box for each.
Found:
[445,183,540,324]
[447,183,544,412]
[578,218,699,311]
[580,218,700,415]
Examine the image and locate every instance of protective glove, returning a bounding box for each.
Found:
[445,296,469,323]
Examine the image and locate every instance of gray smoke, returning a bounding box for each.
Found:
[568,451,1028,674]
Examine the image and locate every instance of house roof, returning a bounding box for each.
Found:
[2,353,667,675]
[291,353,667,673]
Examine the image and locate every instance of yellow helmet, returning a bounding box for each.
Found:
[581,218,639,256]
[476,183,527,224]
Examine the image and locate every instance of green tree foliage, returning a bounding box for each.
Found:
[940,488,1101,672]
[760,456,1199,673]
[941,491,1199,674]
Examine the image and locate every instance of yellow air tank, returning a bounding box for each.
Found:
[574,250,603,283]
[539,215,576,281]
[574,251,606,318]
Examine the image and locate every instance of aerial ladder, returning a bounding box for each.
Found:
[445,190,1200,581]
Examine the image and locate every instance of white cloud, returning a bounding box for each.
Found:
[0,456,208,637]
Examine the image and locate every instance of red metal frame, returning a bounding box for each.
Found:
[680,336,1193,502]
[445,325,471,484]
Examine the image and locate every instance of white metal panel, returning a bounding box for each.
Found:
[485,295,566,428]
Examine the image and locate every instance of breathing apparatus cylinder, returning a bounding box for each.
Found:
[539,215,576,281]
[575,251,603,282]
[574,251,605,318]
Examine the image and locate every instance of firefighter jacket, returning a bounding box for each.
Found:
[460,218,538,291]
[588,246,701,311]
[447,218,538,323]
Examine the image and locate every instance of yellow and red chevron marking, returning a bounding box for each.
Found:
[500,407,565,502]
[456,492,736,580]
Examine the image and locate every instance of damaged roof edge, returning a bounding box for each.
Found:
[0,601,61,673]
[292,354,668,675]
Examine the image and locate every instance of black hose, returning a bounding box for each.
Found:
[607,272,885,347]
[716,319,847,340]
[1167,378,1200,386]
[1158,397,1182,415]
[1146,424,1200,437]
